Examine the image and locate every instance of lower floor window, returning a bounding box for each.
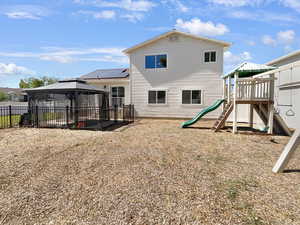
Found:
[148,90,166,104]
[112,86,125,107]
[182,90,202,104]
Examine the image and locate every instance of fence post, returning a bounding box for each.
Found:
[114,105,118,123]
[66,106,69,127]
[128,104,131,122]
[9,105,12,128]
[132,105,134,123]
[35,105,39,128]
[123,105,125,122]
[99,105,102,121]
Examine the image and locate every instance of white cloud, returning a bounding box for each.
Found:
[209,0,300,13]
[77,9,143,22]
[227,10,298,23]
[208,0,264,7]
[277,30,295,44]
[5,11,40,20]
[77,10,116,19]
[74,0,154,22]
[162,0,189,12]
[0,47,127,65]
[121,0,155,11]
[262,35,277,46]
[175,18,229,36]
[39,55,75,64]
[1,5,50,20]
[94,10,116,19]
[280,0,300,13]
[121,12,144,22]
[80,55,129,64]
[74,0,156,12]
[224,51,252,72]
[262,30,296,46]
[247,40,256,46]
[224,51,252,64]
[0,63,35,76]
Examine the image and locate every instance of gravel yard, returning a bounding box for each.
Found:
[0,119,299,225]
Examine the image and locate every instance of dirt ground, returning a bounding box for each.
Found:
[0,119,299,225]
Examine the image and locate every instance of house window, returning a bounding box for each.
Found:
[204,51,216,63]
[111,86,125,107]
[145,54,167,69]
[182,90,202,104]
[148,90,166,104]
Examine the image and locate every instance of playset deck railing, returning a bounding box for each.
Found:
[224,76,275,102]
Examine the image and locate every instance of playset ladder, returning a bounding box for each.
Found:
[212,102,233,132]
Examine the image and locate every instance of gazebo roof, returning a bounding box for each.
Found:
[25,79,106,93]
[223,62,276,79]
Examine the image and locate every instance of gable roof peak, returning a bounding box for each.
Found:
[123,30,231,54]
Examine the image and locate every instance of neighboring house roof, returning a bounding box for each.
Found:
[25,79,106,93]
[0,87,24,95]
[80,68,129,80]
[224,62,276,78]
[123,30,231,54]
[266,50,300,66]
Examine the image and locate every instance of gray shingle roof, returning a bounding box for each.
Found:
[24,79,105,93]
[80,68,129,80]
[0,87,24,94]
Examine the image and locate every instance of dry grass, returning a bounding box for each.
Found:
[0,119,299,225]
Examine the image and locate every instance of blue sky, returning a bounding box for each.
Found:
[0,0,300,87]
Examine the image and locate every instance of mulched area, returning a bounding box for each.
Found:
[0,119,299,225]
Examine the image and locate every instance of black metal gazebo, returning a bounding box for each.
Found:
[24,79,113,129]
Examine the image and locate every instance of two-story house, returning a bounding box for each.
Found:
[123,30,231,118]
[81,30,231,119]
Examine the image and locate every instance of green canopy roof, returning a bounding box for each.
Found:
[223,62,276,79]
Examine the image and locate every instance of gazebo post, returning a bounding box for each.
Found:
[70,96,74,120]
[74,91,79,128]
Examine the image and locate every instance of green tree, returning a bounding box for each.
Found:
[19,79,30,88]
[0,91,8,102]
[19,76,58,88]
[41,76,58,86]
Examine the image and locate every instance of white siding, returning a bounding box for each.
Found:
[256,61,300,129]
[270,54,300,67]
[273,64,300,129]
[129,34,225,118]
[86,79,130,106]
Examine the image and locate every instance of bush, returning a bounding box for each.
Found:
[0,91,8,102]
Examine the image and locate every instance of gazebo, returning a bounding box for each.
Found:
[24,79,110,129]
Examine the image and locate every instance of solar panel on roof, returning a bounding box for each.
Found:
[80,68,129,79]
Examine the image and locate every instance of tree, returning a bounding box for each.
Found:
[19,76,58,88]
[0,91,8,102]
[41,76,58,86]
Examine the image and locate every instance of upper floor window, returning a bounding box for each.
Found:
[204,51,216,63]
[182,90,202,104]
[145,54,167,69]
